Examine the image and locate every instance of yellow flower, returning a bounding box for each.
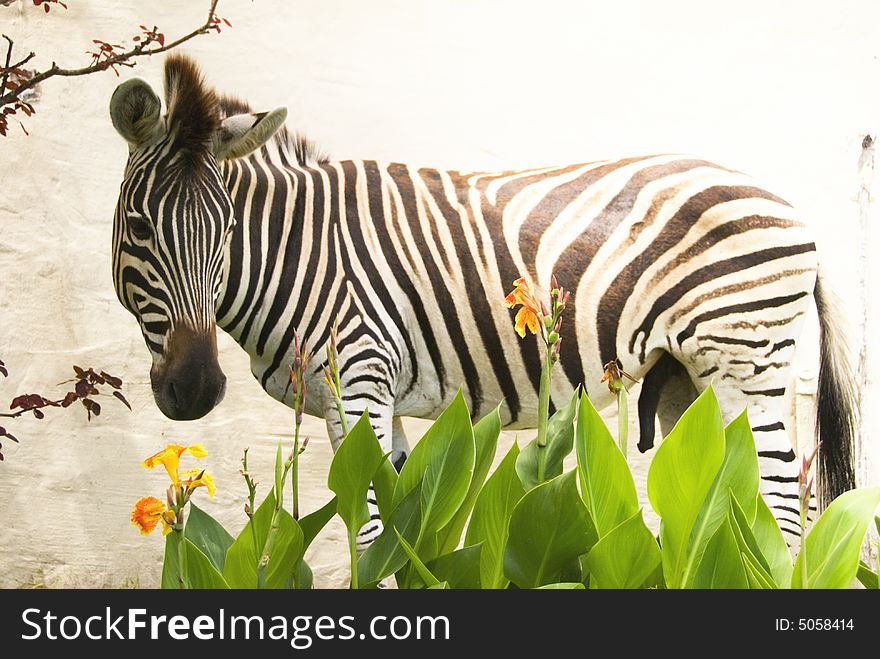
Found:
[143,443,208,485]
[181,467,216,499]
[131,496,176,536]
[505,277,544,339]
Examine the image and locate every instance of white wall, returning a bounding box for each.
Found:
[0,0,877,587]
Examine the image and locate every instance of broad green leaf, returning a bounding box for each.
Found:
[856,561,878,590]
[184,539,229,589]
[516,391,578,490]
[328,412,387,534]
[161,533,229,589]
[299,497,337,550]
[537,582,585,589]
[185,503,234,573]
[358,485,422,587]
[792,486,880,589]
[503,471,597,588]
[693,516,748,589]
[394,528,441,587]
[161,532,183,590]
[465,443,525,588]
[750,495,793,588]
[587,510,661,589]
[373,458,398,524]
[223,492,304,589]
[394,390,475,541]
[429,581,450,589]
[294,559,313,590]
[426,544,483,589]
[575,391,638,538]
[727,494,776,588]
[437,405,502,554]
[648,385,725,588]
[684,411,760,586]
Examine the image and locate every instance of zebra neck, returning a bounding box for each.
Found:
[214,159,331,367]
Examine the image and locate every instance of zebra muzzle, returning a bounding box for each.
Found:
[150,325,227,421]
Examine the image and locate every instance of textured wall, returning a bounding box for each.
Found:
[0,0,877,588]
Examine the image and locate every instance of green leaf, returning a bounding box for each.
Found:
[684,410,760,586]
[294,559,313,590]
[358,485,422,587]
[184,539,230,589]
[750,495,793,588]
[223,492,304,589]
[856,561,878,590]
[586,510,661,589]
[426,544,483,589]
[373,458,398,524]
[394,528,441,587]
[693,516,749,589]
[328,411,387,534]
[503,470,597,588]
[647,385,725,588]
[185,503,234,573]
[394,390,475,546]
[575,391,639,538]
[299,497,337,551]
[429,581,450,589]
[161,532,183,590]
[792,486,880,589]
[161,532,229,589]
[437,405,502,555]
[516,391,578,490]
[465,443,525,588]
[727,493,776,589]
[537,582,585,589]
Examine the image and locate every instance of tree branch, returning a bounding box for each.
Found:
[0,0,221,110]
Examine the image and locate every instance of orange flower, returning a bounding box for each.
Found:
[131,496,176,536]
[143,443,208,485]
[505,277,544,339]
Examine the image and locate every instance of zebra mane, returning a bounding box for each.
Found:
[164,54,221,175]
[218,94,328,167]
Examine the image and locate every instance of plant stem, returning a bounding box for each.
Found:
[291,427,300,520]
[176,526,186,589]
[536,345,553,483]
[348,530,359,589]
[799,508,808,589]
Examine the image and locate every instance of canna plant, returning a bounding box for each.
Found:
[132,275,880,589]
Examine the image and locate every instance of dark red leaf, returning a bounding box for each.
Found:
[73,365,85,377]
[44,4,50,12]
[223,18,232,27]
[89,372,105,385]
[75,379,91,397]
[157,33,165,47]
[133,36,140,42]
[61,391,78,408]
[112,390,132,410]
[100,372,123,389]
[32,408,44,419]
[10,395,24,410]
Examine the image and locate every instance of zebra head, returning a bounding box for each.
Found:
[108,55,286,420]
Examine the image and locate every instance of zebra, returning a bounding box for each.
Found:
[108,54,855,545]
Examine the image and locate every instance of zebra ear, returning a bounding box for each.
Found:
[213,107,288,161]
[109,78,163,148]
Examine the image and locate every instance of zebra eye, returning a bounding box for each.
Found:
[128,214,153,241]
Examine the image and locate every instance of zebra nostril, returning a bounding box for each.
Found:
[167,379,179,408]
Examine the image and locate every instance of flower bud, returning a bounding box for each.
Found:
[548,331,559,344]
[550,274,559,291]
[544,315,554,331]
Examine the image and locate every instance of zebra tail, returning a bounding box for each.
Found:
[813,274,857,508]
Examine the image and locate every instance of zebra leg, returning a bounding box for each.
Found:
[323,391,395,554]
[678,338,804,545]
[391,416,410,472]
